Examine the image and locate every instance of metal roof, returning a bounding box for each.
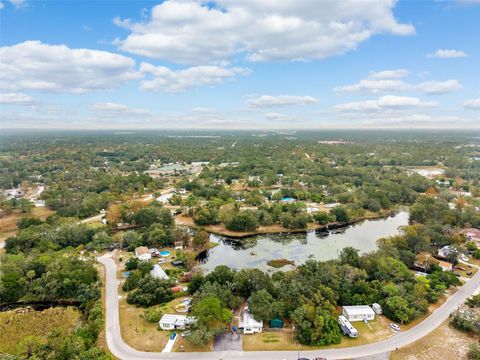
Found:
[343,305,375,316]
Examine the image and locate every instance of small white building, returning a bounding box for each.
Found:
[150,264,169,280]
[239,308,263,334]
[372,303,383,315]
[342,305,376,322]
[135,246,151,261]
[159,314,194,330]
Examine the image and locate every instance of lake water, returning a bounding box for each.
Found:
[198,211,409,272]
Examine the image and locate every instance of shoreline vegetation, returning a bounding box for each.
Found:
[176,209,396,239]
[267,258,295,268]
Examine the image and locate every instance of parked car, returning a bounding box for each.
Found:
[170,332,177,340]
[181,330,191,337]
[390,323,400,331]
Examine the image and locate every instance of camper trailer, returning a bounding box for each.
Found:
[338,315,358,338]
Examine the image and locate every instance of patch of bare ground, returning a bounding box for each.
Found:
[391,320,479,360]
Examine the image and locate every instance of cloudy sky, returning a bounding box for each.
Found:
[0,0,479,129]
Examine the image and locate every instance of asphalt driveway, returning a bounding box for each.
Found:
[213,332,243,351]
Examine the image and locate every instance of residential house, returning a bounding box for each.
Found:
[150,264,169,280]
[437,245,458,259]
[413,252,439,272]
[135,246,151,261]
[159,314,195,330]
[4,188,24,199]
[239,308,263,334]
[342,305,375,322]
[438,260,453,271]
[156,193,174,204]
[149,248,160,257]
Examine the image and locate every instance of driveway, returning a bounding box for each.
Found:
[213,333,243,351]
[98,256,480,360]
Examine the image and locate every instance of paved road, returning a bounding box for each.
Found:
[98,256,480,360]
[80,213,106,224]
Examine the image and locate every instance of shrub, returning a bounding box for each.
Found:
[140,307,164,323]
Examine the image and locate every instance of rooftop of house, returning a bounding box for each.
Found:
[240,308,263,328]
[150,264,169,280]
[135,246,149,256]
[343,305,375,316]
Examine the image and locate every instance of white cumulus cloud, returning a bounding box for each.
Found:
[91,102,150,117]
[462,97,480,109]
[368,69,410,79]
[246,95,318,108]
[416,80,462,95]
[428,49,468,58]
[335,70,462,95]
[139,63,250,93]
[334,95,437,112]
[0,41,139,93]
[114,0,414,64]
[0,92,35,105]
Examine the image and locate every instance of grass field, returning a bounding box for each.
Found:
[118,288,170,352]
[392,320,478,360]
[0,307,80,356]
[243,316,394,351]
[0,207,55,241]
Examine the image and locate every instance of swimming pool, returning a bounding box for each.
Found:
[160,250,171,257]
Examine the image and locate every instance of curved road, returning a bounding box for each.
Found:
[99,256,480,360]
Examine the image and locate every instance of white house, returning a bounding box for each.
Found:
[438,245,458,259]
[324,202,340,208]
[342,305,376,322]
[239,308,263,334]
[159,314,195,330]
[4,188,24,199]
[156,193,174,204]
[135,246,151,261]
[150,264,169,280]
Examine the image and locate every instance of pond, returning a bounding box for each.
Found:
[198,211,409,273]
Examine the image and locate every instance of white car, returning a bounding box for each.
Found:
[390,323,400,331]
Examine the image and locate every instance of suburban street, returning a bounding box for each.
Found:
[98,256,480,360]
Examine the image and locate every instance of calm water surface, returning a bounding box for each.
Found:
[199,211,409,272]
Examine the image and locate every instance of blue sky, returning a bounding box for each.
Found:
[0,0,479,129]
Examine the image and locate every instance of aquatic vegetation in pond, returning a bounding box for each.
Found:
[267,258,295,268]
